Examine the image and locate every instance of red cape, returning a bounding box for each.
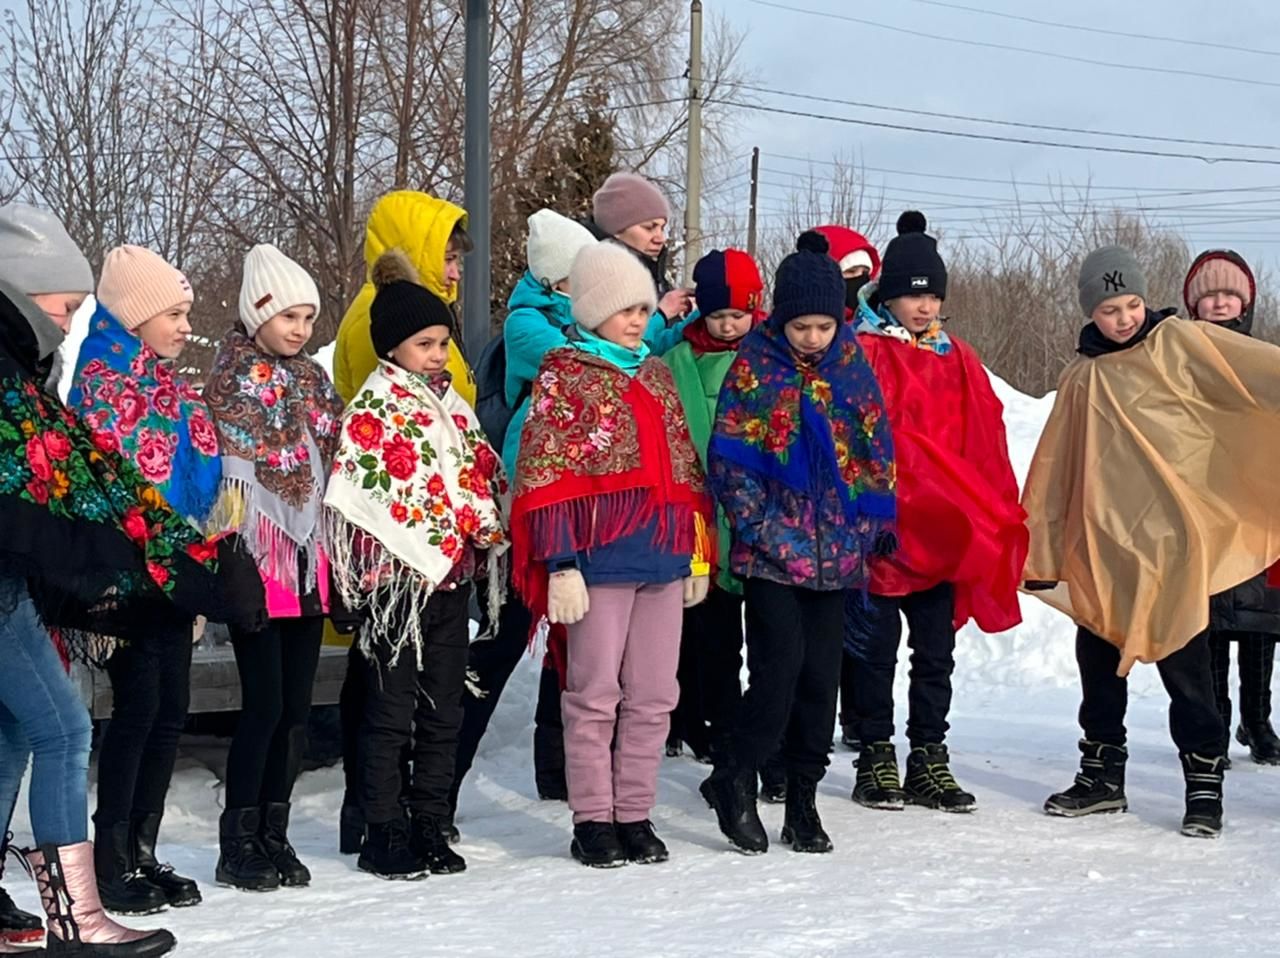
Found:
[859,334,1027,633]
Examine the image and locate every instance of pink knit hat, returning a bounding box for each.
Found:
[97,245,193,331]
[592,172,671,236]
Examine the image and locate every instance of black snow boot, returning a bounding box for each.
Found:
[259,803,310,887]
[93,820,167,916]
[700,765,769,855]
[852,741,905,811]
[781,777,832,853]
[570,822,626,869]
[758,755,787,805]
[1044,740,1128,817]
[0,832,42,947]
[615,820,669,864]
[359,819,429,881]
[1236,723,1280,765]
[215,807,280,892]
[409,814,466,875]
[338,802,364,855]
[1180,752,1226,839]
[903,744,976,813]
[131,813,201,908]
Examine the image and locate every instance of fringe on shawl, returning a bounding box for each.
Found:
[325,508,507,672]
[208,478,319,596]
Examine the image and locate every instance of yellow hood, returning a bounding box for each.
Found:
[334,191,475,405]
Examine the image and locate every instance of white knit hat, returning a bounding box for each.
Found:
[526,209,597,288]
[839,249,874,274]
[569,241,657,332]
[239,244,321,336]
[97,246,193,331]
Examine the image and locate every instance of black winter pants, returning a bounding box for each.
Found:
[95,614,194,824]
[839,650,859,733]
[730,579,844,783]
[1209,631,1276,735]
[359,587,471,824]
[225,616,324,808]
[1076,627,1224,756]
[849,583,957,747]
[670,588,744,761]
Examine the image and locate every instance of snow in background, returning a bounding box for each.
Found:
[17,354,1277,956]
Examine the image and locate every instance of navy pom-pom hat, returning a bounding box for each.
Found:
[771,231,847,327]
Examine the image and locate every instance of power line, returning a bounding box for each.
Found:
[746,0,1280,91]
[892,0,1280,59]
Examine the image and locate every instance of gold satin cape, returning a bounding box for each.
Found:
[1022,318,1280,675]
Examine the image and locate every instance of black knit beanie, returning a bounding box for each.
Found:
[878,211,947,302]
[369,249,456,358]
[771,231,846,326]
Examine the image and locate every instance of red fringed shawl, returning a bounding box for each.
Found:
[511,348,711,629]
[859,334,1028,633]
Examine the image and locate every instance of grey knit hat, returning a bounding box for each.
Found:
[0,204,93,295]
[1078,245,1147,318]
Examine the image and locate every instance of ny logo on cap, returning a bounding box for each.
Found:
[911,276,929,289]
[1103,271,1126,292]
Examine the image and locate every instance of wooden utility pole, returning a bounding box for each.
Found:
[682,0,703,284]
[462,0,491,353]
[747,147,760,257]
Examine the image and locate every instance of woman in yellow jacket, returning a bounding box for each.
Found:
[333,190,475,852]
[334,190,476,405]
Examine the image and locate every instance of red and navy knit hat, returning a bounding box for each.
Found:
[692,248,764,317]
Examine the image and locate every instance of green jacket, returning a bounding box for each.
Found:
[665,340,740,594]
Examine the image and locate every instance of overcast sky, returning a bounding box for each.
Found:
[701,0,1280,274]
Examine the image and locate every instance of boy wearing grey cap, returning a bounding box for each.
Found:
[1021,245,1280,839]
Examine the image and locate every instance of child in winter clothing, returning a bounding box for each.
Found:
[0,205,231,957]
[204,244,343,889]
[664,248,764,764]
[846,213,1026,814]
[325,249,508,881]
[1024,245,1280,838]
[70,246,220,914]
[1183,250,1280,766]
[702,232,895,855]
[511,241,712,868]
[591,171,694,349]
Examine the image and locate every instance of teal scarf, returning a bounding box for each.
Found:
[566,325,650,376]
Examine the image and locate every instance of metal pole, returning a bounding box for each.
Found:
[682,0,703,284]
[462,0,491,356]
[747,147,759,258]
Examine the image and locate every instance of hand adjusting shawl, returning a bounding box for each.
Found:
[325,363,509,667]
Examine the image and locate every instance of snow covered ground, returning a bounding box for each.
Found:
[12,368,1280,956]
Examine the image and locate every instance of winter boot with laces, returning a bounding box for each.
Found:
[215,807,280,892]
[904,743,976,813]
[615,820,669,864]
[852,742,905,811]
[0,833,42,947]
[1044,740,1128,817]
[570,822,626,868]
[359,819,429,881]
[781,777,832,853]
[1180,752,1226,839]
[93,821,167,916]
[131,813,200,908]
[26,841,176,956]
[259,803,310,887]
[700,765,769,855]
[409,814,466,874]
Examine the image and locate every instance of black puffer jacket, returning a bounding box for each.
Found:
[1188,249,1280,635]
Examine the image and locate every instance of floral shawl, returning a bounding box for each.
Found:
[69,304,221,529]
[203,328,343,594]
[0,284,236,653]
[325,363,508,667]
[710,319,896,529]
[510,348,710,626]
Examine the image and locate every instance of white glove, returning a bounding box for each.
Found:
[547,569,590,625]
[683,574,710,609]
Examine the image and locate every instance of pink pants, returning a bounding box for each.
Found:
[562,581,683,824]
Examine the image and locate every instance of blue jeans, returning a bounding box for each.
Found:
[0,576,93,846]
